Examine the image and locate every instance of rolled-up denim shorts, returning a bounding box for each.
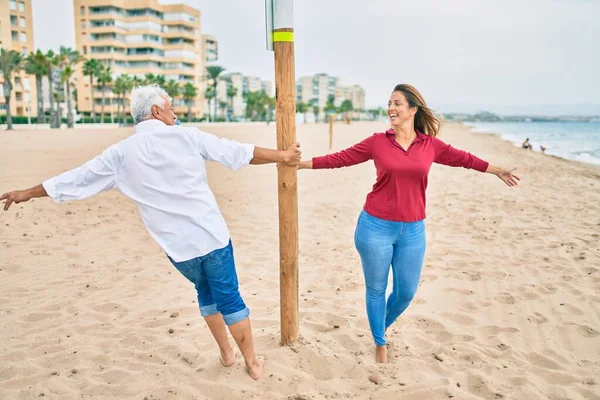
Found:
[167,240,249,326]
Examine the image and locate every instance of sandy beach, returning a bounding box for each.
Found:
[1,121,599,399]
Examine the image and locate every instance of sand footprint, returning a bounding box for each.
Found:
[494,292,516,305]
[527,312,549,324]
[441,312,476,326]
[442,287,474,296]
[19,312,61,322]
[525,351,562,370]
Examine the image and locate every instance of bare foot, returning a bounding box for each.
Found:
[246,357,264,380]
[375,345,388,363]
[219,347,237,367]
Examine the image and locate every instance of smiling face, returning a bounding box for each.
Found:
[387,90,417,128]
[151,95,177,125]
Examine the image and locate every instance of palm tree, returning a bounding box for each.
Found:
[182,82,197,122]
[61,66,76,127]
[339,99,354,125]
[226,85,238,119]
[143,73,166,87]
[0,49,24,130]
[242,91,273,122]
[312,105,320,123]
[24,50,49,124]
[45,50,60,128]
[97,64,112,123]
[205,86,215,122]
[83,58,101,122]
[155,75,166,87]
[325,94,336,116]
[205,65,225,121]
[58,47,83,128]
[142,73,155,85]
[219,101,228,119]
[264,93,275,124]
[112,74,127,124]
[296,101,308,124]
[124,75,137,123]
[165,79,180,99]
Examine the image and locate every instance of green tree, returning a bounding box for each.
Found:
[24,50,49,123]
[243,91,274,122]
[0,49,24,130]
[143,73,165,87]
[165,79,180,98]
[339,99,354,124]
[324,94,336,115]
[205,65,225,121]
[83,58,102,123]
[182,83,197,122]
[112,74,131,124]
[58,46,84,128]
[296,101,308,124]
[205,86,215,122]
[226,84,238,117]
[44,50,60,128]
[97,65,112,123]
[312,105,320,123]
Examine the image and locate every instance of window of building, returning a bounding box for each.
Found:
[11,31,18,41]
[9,0,16,10]
[82,47,87,54]
[19,17,25,28]
[18,1,25,12]
[10,15,17,26]
[16,93,23,101]
[20,32,27,42]
[22,47,27,55]
[80,6,85,15]
[81,21,86,29]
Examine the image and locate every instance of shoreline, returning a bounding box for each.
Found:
[459,120,600,168]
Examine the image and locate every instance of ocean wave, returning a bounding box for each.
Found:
[466,121,600,166]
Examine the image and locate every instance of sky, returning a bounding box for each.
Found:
[32,0,600,115]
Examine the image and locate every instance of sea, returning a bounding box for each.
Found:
[464,121,600,166]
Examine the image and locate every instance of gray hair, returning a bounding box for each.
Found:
[129,84,172,124]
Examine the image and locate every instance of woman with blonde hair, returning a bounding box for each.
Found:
[298,84,519,363]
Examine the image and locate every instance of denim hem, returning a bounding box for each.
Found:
[199,303,219,317]
[222,307,250,326]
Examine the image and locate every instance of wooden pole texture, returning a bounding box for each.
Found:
[273,14,299,344]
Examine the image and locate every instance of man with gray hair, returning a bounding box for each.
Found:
[1,84,302,380]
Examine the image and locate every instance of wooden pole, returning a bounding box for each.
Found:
[329,114,334,150]
[271,0,299,345]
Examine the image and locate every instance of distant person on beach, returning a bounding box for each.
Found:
[0,84,302,380]
[540,145,547,153]
[522,138,533,150]
[298,83,519,363]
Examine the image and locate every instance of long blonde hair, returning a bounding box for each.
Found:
[393,84,440,137]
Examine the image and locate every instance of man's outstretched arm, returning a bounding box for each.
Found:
[193,128,301,169]
[250,143,301,165]
[1,184,48,211]
[2,144,120,212]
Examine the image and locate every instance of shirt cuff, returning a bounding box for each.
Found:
[472,158,489,173]
[312,156,328,169]
[242,143,255,166]
[42,178,61,203]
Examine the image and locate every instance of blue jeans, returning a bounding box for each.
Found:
[167,240,250,326]
[354,211,426,346]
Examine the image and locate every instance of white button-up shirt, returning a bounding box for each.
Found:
[42,119,255,262]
